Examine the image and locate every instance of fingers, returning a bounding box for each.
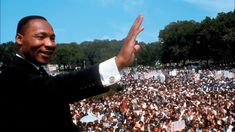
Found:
[133,15,144,36]
[132,15,144,32]
[134,44,141,53]
[126,15,144,42]
[136,26,144,39]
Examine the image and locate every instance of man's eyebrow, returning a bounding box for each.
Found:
[35,32,55,37]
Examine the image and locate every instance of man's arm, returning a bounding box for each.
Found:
[99,15,144,86]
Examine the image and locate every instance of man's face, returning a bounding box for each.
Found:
[16,19,56,65]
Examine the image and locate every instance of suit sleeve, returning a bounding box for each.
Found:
[48,64,109,103]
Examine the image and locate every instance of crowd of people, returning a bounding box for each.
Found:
[70,66,235,131]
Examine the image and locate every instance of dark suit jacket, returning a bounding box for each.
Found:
[0,56,109,132]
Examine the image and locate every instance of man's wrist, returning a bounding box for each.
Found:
[115,56,124,70]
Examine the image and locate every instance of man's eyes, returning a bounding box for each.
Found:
[35,35,46,40]
[35,35,55,41]
[50,36,55,41]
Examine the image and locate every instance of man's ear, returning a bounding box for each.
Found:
[15,33,23,46]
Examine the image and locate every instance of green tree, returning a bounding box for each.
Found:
[159,20,199,65]
[0,41,17,64]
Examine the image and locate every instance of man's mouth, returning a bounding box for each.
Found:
[40,51,53,58]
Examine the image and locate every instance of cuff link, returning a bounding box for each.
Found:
[109,76,115,83]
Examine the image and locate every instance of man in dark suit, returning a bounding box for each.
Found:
[0,15,144,131]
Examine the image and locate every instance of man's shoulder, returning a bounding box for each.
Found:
[0,59,39,82]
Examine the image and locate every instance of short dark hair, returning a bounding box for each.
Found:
[16,15,47,34]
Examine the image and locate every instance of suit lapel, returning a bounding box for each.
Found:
[13,56,41,75]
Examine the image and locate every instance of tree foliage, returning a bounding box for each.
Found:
[158,10,235,66]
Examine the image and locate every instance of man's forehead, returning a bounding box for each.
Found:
[26,19,54,33]
[28,19,52,28]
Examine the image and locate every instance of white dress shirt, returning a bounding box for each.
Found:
[99,57,121,86]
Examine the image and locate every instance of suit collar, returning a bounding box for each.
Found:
[14,55,41,74]
[16,53,40,70]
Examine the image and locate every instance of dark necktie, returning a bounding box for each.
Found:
[39,66,49,77]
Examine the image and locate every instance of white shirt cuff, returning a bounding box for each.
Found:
[99,57,121,87]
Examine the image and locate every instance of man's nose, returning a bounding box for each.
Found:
[45,38,56,49]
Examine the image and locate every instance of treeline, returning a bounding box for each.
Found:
[159,10,235,67]
[1,10,234,70]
